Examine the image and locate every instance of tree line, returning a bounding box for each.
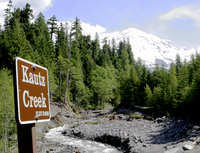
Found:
[1,1,200,151]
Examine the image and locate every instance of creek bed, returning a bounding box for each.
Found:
[44,124,122,153]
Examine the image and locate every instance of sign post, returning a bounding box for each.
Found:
[13,57,51,152]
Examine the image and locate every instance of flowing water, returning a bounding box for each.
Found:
[45,124,122,153]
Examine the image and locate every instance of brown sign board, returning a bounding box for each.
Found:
[14,57,51,124]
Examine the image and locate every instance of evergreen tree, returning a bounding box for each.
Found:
[19,3,34,42]
[138,65,147,105]
[119,66,139,107]
[55,22,67,57]
[126,38,135,65]
[97,37,111,67]
[168,63,178,114]
[71,17,82,43]
[91,32,100,61]
[34,12,54,66]
[135,57,143,79]
[118,40,126,59]
[111,38,117,65]
[4,0,13,30]
[47,15,58,40]
[144,84,152,106]
[188,54,196,84]
[2,18,32,69]
[175,54,183,75]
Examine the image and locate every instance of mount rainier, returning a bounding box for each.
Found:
[98,28,199,70]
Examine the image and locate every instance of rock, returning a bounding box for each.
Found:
[49,148,56,151]
[196,137,200,144]
[126,116,133,121]
[164,147,184,153]
[132,134,138,140]
[61,130,67,134]
[43,126,49,133]
[155,118,164,123]
[118,115,126,120]
[182,144,194,151]
[108,115,115,120]
[189,137,197,142]
[142,144,147,147]
[193,126,199,130]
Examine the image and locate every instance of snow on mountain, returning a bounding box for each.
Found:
[98,28,199,70]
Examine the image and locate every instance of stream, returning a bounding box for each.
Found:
[44,124,122,153]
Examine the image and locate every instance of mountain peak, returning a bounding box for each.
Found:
[99,27,198,70]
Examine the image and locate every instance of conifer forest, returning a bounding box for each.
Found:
[1,1,200,152]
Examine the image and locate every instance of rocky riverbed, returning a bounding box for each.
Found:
[36,103,200,153]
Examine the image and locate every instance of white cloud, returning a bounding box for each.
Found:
[160,4,200,27]
[60,21,107,39]
[0,0,53,26]
[0,1,8,26]
[81,22,106,39]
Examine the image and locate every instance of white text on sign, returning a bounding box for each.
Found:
[21,65,46,86]
[21,65,47,109]
[23,90,47,108]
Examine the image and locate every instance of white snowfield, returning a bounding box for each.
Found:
[99,28,199,70]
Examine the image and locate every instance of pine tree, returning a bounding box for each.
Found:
[175,54,183,76]
[4,0,13,30]
[168,63,178,113]
[55,22,67,57]
[2,18,32,69]
[188,54,196,84]
[135,57,143,79]
[126,38,135,65]
[71,17,82,43]
[34,12,54,66]
[91,32,100,61]
[111,38,117,64]
[47,15,58,40]
[144,84,152,106]
[138,65,147,105]
[19,3,34,41]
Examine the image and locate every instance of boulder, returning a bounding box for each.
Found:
[182,144,194,151]
[193,126,200,130]
[189,137,197,142]
[155,117,164,123]
[195,137,200,144]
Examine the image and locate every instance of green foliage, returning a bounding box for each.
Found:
[144,84,152,106]
[47,15,58,40]
[0,69,17,152]
[90,65,117,108]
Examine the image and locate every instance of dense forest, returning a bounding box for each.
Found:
[1,1,200,152]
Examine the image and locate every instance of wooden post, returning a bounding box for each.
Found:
[17,123,37,153]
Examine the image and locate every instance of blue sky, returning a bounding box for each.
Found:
[1,0,200,49]
[42,0,200,48]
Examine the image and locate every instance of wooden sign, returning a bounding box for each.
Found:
[13,57,51,124]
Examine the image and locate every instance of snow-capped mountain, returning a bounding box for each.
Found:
[99,28,199,70]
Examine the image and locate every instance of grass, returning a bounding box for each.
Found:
[131,112,144,119]
[131,115,144,119]
[36,132,44,138]
[84,121,102,125]
[81,116,86,119]
[47,125,54,129]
